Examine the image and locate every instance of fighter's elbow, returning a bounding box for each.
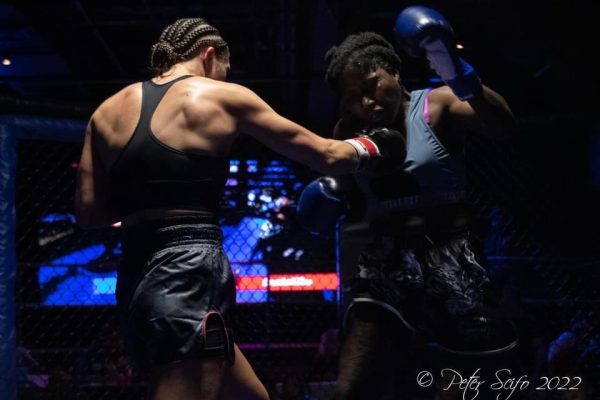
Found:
[484,115,518,141]
[502,118,518,139]
[74,197,106,230]
[74,206,96,230]
[75,213,115,230]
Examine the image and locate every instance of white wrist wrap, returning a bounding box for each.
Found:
[344,137,380,170]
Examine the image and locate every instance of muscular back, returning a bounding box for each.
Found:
[77,73,359,228]
[92,76,239,174]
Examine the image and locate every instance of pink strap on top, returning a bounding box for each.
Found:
[423,89,432,124]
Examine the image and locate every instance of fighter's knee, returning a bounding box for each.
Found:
[334,380,363,400]
[334,386,350,400]
[253,386,270,400]
[245,392,269,400]
[225,381,270,400]
[350,301,391,323]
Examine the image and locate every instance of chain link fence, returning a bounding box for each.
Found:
[13,118,600,399]
[15,137,342,400]
[464,120,600,396]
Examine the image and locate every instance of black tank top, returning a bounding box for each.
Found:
[108,76,229,218]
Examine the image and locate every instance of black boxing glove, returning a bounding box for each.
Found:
[344,127,406,170]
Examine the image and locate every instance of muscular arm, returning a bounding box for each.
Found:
[433,85,517,140]
[221,84,359,175]
[75,119,119,229]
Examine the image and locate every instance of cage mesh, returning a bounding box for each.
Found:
[13,125,600,399]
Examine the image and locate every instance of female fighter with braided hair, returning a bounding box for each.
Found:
[75,17,401,400]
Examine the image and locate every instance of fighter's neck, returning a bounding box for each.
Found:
[158,61,206,80]
[389,90,411,133]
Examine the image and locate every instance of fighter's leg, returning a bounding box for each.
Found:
[219,344,270,400]
[335,302,413,400]
[148,359,227,400]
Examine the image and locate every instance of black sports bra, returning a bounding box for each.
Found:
[108,76,229,218]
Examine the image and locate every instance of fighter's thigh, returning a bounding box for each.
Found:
[149,359,227,400]
[220,344,270,400]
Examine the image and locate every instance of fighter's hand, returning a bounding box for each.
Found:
[296,177,349,236]
[344,127,406,170]
[394,5,482,100]
[360,127,406,165]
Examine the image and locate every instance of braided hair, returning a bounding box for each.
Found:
[150,18,229,76]
[324,32,402,92]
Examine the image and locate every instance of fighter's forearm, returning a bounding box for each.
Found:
[318,139,360,175]
[75,198,119,230]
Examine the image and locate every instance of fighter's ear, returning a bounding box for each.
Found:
[200,46,216,60]
[199,46,217,75]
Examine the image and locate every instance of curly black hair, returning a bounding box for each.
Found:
[324,32,402,92]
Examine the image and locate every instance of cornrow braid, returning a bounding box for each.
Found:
[150,18,229,76]
[324,32,402,93]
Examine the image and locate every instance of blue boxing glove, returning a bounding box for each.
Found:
[296,177,350,236]
[394,5,482,100]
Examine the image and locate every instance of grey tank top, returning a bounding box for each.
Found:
[353,89,467,221]
[404,88,466,197]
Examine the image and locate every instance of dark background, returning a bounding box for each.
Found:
[3,1,600,398]
[2,0,598,121]
[3,0,600,254]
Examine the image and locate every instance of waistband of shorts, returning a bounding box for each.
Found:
[122,215,223,247]
[370,202,474,239]
[386,228,471,250]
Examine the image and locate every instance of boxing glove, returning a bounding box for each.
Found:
[394,5,482,100]
[344,127,406,170]
[297,176,353,236]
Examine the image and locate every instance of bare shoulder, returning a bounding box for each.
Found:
[427,85,475,125]
[93,82,142,122]
[422,86,451,125]
[427,86,456,108]
[192,79,268,115]
[172,77,251,110]
[176,77,246,96]
[89,82,143,149]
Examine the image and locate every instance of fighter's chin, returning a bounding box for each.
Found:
[367,113,393,126]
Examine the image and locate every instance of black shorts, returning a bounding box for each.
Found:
[116,216,236,371]
[346,233,517,354]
